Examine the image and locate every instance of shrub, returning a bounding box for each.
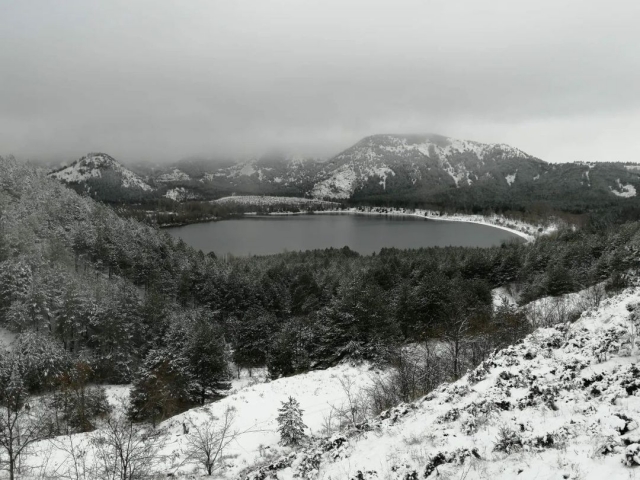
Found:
[493,427,523,454]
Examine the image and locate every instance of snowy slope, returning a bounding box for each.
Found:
[243,286,640,480]
[311,134,540,199]
[19,285,640,479]
[213,195,339,208]
[24,363,379,479]
[611,178,637,198]
[196,155,322,189]
[50,153,153,191]
[157,168,191,183]
[164,187,201,202]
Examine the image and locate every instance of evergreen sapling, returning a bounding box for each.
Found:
[277,396,307,447]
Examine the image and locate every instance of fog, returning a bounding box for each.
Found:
[2,0,640,164]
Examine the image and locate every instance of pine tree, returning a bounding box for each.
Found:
[276,396,306,447]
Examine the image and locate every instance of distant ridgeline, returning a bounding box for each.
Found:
[48,135,640,221]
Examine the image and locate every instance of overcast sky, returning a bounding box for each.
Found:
[2,0,640,164]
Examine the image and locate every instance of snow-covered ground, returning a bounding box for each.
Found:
[15,283,640,479]
[305,207,556,242]
[164,187,201,202]
[233,205,554,242]
[157,169,191,183]
[213,195,339,208]
[610,178,637,198]
[22,363,380,479]
[244,285,640,480]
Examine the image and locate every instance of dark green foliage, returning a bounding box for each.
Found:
[47,361,111,433]
[277,396,306,447]
[128,309,230,422]
[128,348,194,426]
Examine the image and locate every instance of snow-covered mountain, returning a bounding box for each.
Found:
[310,134,543,199]
[49,153,155,202]
[48,136,640,207]
[191,153,324,196]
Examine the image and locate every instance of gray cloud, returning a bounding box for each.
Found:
[2,0,640,163]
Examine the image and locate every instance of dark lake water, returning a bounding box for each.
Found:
[165,214,523,256]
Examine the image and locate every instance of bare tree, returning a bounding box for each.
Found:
[441,314,471,380]
[48,431,93,480]
[183,406,241,476]
[91,413,166,480]
[329,376,369,430]
[0,358,51,480]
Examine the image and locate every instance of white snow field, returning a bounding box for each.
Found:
[21,363,379,479]
[241,285,640,480]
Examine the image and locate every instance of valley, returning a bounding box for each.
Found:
[4,152,640,478]
[5,1,640,477]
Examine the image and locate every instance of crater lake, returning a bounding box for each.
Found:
[165,214,524,256]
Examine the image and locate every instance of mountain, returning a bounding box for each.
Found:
[48,136,640,214]
[146,134,640,211]
[310,133,546,199]
[48,152,155,202]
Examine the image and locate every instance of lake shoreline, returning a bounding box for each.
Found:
[166,207,553,256]
[245,207,556,243]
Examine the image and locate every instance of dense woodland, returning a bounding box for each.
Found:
[2,155,640,439]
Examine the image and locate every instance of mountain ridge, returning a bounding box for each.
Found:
[47,135,640,214]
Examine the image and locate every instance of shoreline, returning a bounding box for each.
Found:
[255,207,556,242]
[164,206,559,243]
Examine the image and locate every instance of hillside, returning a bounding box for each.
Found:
[49,136,640,217]
[241,285,640,480]
[9,284,640,479]
[49,152,155,202]
[310,133,543,199]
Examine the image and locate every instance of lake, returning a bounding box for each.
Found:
[165,214,523,256]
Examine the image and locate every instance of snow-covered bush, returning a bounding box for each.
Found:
[467,363,489,384]
[622,443,640,466]
[493,426,523,454]
[423,448,479,478]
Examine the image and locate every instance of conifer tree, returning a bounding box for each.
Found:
[276,396,306,447]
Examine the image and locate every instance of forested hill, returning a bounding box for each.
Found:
[49,135,640,217]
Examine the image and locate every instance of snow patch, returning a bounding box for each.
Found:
[0,327,17,352]
[164,187,201,202]
[214,195,338,208]
[157,168,190,182]
[311,165,359,199]
[611,178,637,197]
